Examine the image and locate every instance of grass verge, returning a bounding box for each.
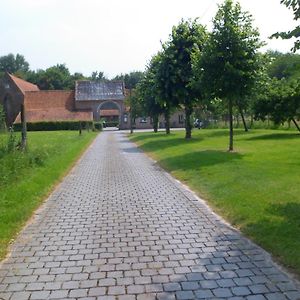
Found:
[0,131,97,260]
[129,129,300,275]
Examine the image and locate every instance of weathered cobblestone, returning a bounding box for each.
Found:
[0,131,299,299]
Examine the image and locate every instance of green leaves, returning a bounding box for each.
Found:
[271,0,300,52]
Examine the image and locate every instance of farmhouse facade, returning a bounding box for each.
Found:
[0,73,185,130]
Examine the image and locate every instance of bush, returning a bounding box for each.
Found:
[13,121,102,132]
[104,121,119,127]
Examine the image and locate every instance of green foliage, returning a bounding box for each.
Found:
[272,0,300,52]
[0,104,5,131]
[90,71,107,81]
[253,78,300,128]
[164,19,207,138]
[0,131,97,259]
[199,0,262,99]
[6,128,17,153]
[266,51,300,80]
[130,129,300,274]
[196,0,263,149]
[12,121,101,131]
[113,71,144,89]
[0,53,29,76]
[28,64,73,90]
[136,67,164,131]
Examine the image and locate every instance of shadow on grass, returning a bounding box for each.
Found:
[246,132,300,141]
[245,202,300,271]
[129,132,178,143]
[159,150,243,171]
[135,136,203,152]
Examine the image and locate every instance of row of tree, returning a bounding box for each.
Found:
[0,53,144,91]
[129,0,300,151]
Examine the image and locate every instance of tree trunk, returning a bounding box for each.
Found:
[239,106,248,132]
[250,114,254,128]
[20,104,27,150]
[292,118,300,132]
[235,114,239,128]
[164,110,170,135]
[130,114,134,134]
[129,88,134,134]
[185,104,193,139]
[153,115,158,133]
[228,99,234,151]
[79,121,82,135]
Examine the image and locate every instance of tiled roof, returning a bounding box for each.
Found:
[8,73,39,93]
[75,81,125,101]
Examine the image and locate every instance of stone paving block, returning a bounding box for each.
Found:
[0,131,299,299]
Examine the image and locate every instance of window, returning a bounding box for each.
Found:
[178,114,184,124]
[140,117,147,123]
[123,114,128,123]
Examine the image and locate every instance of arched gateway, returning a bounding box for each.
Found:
[74,81,127,129]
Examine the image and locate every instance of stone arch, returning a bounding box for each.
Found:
[97,101,122,127]
[97,100,121,113]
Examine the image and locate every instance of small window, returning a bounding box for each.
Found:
[124,114,128,123]
[178,114,184,124]
[140,117,147,123]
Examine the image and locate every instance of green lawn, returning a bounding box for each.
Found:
[129,129,300,275]
[0,131,97,259]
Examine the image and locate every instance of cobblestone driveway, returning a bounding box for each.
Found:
[0,132,299,300]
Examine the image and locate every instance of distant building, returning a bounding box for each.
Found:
[0,73,185,130]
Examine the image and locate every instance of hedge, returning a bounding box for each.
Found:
[13,121,102,132]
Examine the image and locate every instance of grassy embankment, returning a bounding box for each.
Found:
[129,129,300,275]
[0,130,97,259]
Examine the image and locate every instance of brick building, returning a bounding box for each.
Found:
[0,73,185,130]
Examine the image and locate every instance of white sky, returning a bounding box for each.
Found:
[0,0,298,78]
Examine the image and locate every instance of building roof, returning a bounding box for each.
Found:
[75,81,125,101]
[8,73,40,94]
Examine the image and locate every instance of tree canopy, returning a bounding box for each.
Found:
[272,0,300,52]
[0,53,29,77]
[196,0,262,150]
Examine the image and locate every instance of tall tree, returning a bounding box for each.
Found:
[165,19,207,139]
[272,0,300,52]
[91,71,107,81]
[0,53,29,77]
[196,0,262,151]
[113,71,144,89]
[154,51,178,134]
[32,64,72,90]
[136,67,164,132]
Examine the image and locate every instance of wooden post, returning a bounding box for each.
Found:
[79,121,82,135]
[20,104,27,150]
[129,88,134,134]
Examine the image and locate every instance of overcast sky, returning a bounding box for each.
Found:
[0,0,298,78]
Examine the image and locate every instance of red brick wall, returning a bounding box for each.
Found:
[25,90,75,110]
[16,90,93,122]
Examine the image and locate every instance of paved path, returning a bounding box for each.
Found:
[0,132,299,300]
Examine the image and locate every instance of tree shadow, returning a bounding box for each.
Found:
[244,202,300,272]
[159,150,243,171]
[129,132,177,143]
[133,137,203,152]
[246,133,300,141]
